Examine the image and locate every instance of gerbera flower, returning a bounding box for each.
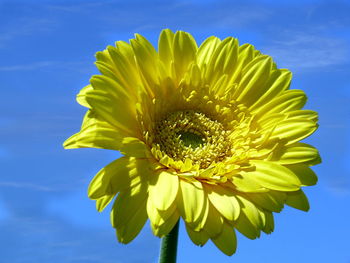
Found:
[64,29,320,255]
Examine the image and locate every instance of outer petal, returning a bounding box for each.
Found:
[85,76,139,136]
[77,85,93,108]
[204,184,240,221]
[234,197,263,240]
[235,56,273,106]
[147,199,180,237]
[88,157,152,200]
[262,211,275,234]
[203,203,224,238]
[148,170,179,211]
[177,179,208,230]
[237,196,264,231]
[267,118,318,145]
[285,189,310,211]
[63,110,122,150]
[131,34,159,96]
[247,191,286,212]
[204,37,238,88]
[105,42,141,96]
[196,36,221,67]
[243,160,301,191]
[111,191,148,243]
[172,31,198,82]
[271,142,321,165]
[158,29,174,70]
[249,69,292,111]
[232,174,268,193]
[211,222,237,256]
[186,224,209,246]
[286,164,318,186]
[254,89,307,118]
[110,170,149,243]
[228,43,258,84]
[120,137,150,158]
[154,211,180,237]
[96,194,114,212]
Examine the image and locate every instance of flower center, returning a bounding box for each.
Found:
[177,131,204,148]
[154,110,231,169]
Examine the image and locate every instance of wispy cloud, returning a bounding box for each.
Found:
[0,181,71,192]
[0,215,158,263]
[0,181,55,191]
[263,32,349,71]
[326,176,350,196]
[0,61,55,71]
[47,1,110,13]
[0,60,93,73]
[0,17,57,48]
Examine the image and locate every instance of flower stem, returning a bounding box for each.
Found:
[159,220,180,263]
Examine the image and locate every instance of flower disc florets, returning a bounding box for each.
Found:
[155,110,231,169]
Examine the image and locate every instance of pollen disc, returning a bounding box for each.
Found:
[155,110,231,168]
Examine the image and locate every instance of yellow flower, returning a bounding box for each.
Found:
[64,29,320,255]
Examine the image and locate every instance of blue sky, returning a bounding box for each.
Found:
[0,0,350,262]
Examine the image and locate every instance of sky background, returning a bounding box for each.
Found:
[0,0,350,262]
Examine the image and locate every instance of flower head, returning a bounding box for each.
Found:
[64,29,320,255]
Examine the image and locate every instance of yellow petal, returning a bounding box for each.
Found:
[197,36,221,67]
[269,118,318,145]
[232,174,268,193]
[63,110,123,150]
[173,31,198,81]
[177,179,208,230]
[88,157,151,200]
[205,184,240,221]
[211,222,237,256]
[235,56,273,105]
[158,29,175,72]
[147,199,180,237]
[286,109,318,122]
[272,142,321,165]
[111,189,148,230]
[106,43,141,95]
[262,211,274,234]
[149,171,179,211]
[120,137,150,158]
[186,224,209,246]
[77,85,93,108]
[96,194,114,212]
[86,77,139,136]
[130,34,159,96]
[237,196,264,231]
[286,164,318,186]
[228,43,256,84]
[114,196,148,244]
[205,37,238,86]
[254,89,307,118]
[203,203,224,238]
[285,189,310,211]
[248,191,286,212]
[244,160,301,191]
[234,199,262,240]
[153,209,180,237]
[249,69,292,111]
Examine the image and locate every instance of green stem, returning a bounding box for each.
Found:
[159,220,180,263]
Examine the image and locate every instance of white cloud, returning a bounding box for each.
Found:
[0,181,61,192]
[0,17,57,48]
[0,60,93,72]
[263,32,349,71]
[0,61,55,71]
